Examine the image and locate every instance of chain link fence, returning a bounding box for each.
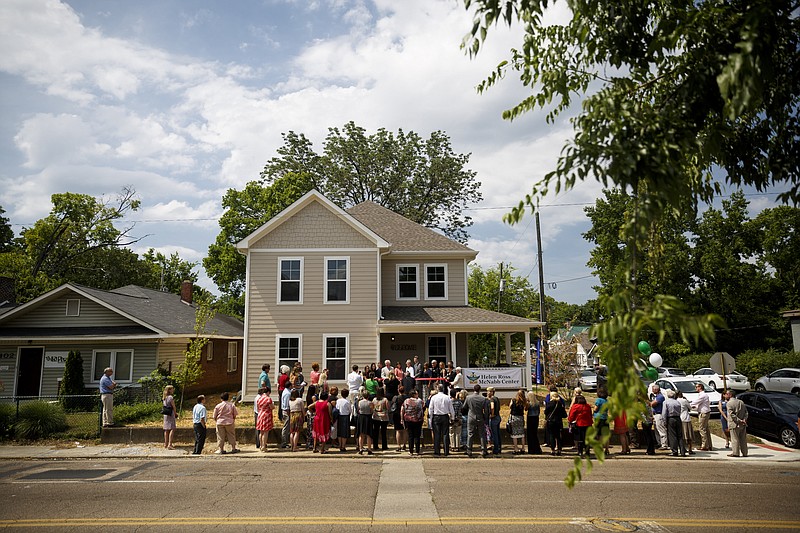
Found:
[0,394,101,440]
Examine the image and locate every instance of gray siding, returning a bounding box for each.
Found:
[244,249,379,397]
[2,293,139,328]
[0,340,157,396]
[380,257,467,306]
[157,341,190,373]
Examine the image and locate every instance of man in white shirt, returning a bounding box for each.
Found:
[428,384,455,456]
[690,382,712,450]
[347,364,364,406]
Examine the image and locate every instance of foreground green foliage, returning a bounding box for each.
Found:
[463,0,797,486]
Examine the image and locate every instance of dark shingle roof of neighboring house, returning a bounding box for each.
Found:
[86,285,243,337]
[347,201,476,255]
[0,284,242,339]
[381,306,542,333]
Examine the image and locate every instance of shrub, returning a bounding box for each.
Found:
[14,401,68,440]
[113,402,163,424]
[737,349,800,383]
[0,403,15,440]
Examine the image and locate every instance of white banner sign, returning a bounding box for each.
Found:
[44,351,69,368]
[463,367,523,389]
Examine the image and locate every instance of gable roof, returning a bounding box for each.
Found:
[347,201,476,256]
[236,189,390,252]
[0,283,243,339]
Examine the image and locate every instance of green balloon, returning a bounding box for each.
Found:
[645,367,658,381]
[637,340,652,356]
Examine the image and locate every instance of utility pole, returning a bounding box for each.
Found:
[495,262,504,365]
[536,213,549,381]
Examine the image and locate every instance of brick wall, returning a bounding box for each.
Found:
[186,338,243,395]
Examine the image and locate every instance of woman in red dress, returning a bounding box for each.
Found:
[256,387,274,452]
[312,390,333,454]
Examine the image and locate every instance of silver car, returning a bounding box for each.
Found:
[689,367,750,391]
[755,368,800,396]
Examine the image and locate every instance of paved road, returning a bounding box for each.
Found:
[1,457,798,532]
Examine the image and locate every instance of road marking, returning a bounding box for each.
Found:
[0,518,798,528]
[11,480,174,484]
[372,459,438,520]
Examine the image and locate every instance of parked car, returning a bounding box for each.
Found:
[578,369,598,391]
[654,377,721,415]
[688,367,751,391]
[657,367,687,378]
[754,368,800,396]
[737,391,800,448]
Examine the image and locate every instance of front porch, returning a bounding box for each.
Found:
[379,306,544,390]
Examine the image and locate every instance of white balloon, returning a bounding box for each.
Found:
[649,353,663,367]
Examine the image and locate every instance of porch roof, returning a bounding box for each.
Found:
[379,306,543,334]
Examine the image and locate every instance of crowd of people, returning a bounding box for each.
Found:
[165,358,746,458]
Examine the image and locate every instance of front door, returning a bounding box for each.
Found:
[16,347,43,396]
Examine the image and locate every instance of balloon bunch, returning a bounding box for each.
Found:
[637,341,662,381]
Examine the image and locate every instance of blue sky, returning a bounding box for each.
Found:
[0,0,783,305]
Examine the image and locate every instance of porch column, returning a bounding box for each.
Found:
[524,330,532,389]
[505,333,512,364]
[450,331,457,365]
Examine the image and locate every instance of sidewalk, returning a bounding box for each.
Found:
[0,433,797,461]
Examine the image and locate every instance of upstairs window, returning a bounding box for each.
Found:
[325,257,349,303]
[425,264,447,300]
[278,258,303,303]
[397,264,419,300]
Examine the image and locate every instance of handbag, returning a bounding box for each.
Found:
[161,403,173,416]
[505,417,513,434]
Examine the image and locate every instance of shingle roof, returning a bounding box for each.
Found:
[380,306,541,333]
[75,284,243,338]
[347,201,476,255]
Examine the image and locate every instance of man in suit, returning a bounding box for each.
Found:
[725,390,749,457]
[464,384,490,458]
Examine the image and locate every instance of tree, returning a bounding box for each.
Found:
[174,302,214,413]
[59,350,85,411]
[584,189,693,303]
[460,0,798,484]
[690,193,790,351]
[0,205,13,253]
[139,249,198,294]
[261,122,483,243]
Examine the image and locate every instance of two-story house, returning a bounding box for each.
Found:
[236,190,542,397]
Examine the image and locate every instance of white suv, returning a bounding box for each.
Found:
[754,368,800,396]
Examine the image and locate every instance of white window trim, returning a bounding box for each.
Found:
[277,257,304,305]
[424,263,448,301]
[227,341,237,373]
[324,256,350,304]
[91,349,134,383]
[322,333,349,380]
[275,333,303,368]
[396,263,420,301]
[66,298,80,316]
[206,341,213,361]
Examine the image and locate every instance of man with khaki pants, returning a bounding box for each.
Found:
[691,382,712,450]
